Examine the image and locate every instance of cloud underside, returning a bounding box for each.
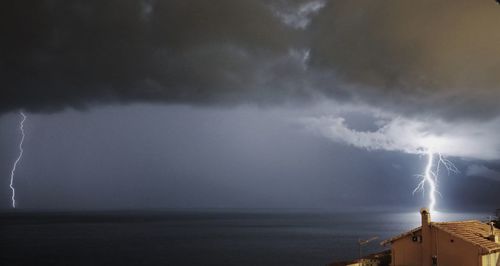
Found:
[301,105,500,161]
[2,0,500,121]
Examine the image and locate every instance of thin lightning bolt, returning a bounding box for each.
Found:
[413,149,458,213]
[9,111,26,208]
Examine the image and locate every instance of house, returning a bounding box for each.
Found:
[381,208,500,266]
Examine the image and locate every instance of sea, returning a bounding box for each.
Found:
[0,209,490,266]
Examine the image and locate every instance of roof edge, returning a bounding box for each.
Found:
[432,222,500,254]
[380,226,421,246]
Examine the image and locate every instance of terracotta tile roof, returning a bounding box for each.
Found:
[432,220,500,254]
[381,220,500,254]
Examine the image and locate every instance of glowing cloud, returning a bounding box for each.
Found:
[303,113,500,161]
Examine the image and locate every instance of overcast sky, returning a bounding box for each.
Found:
[1,0,500,212]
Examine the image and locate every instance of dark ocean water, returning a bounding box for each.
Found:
[0,210,488,266]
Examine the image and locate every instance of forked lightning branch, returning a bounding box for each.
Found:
[413,150,459,213]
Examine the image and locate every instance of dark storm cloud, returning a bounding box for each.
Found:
[309,0,500,120]
[3,0,500,120]
[0,0,306,113]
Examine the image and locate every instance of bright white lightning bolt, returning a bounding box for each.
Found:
[9,111,26,209]
[413,149,458,213]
